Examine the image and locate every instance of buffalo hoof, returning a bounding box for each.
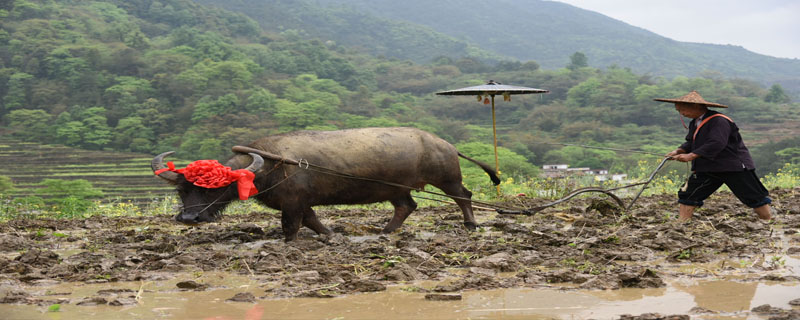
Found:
[463,221,477,231]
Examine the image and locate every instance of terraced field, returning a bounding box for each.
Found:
[0,138,188,204]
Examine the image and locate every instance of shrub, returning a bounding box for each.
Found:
[39,179,104,217]
[0,176,14,193]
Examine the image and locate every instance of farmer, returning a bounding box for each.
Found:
[657,91,772,221]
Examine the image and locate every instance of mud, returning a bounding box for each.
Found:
[2,188,800,319]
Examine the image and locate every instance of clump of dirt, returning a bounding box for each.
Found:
[1,187,799,316]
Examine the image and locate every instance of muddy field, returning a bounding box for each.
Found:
[2,188,800,319]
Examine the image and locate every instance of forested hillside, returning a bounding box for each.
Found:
[192,0,505,64]
[1,0,799,182]
[201,0,800,98]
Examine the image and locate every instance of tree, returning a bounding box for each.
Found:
[54,112,86,146]
[273,99,334,129]
[521,60,540,71]
[207,60,255,91]
[752,136,800,174]
[179,129,226,159]
[495,60,522,72]
[566,78,602,107]
[775,147,800,165]
[455,141,539,185]
[192,94,240,122]
[764,84,791,103]
[135,98,177,136]
[341,85,377,116]
[76,107,112,149]
[567,52,588,70]
[9,0,48,19]
[104,76,156,123]
[2,72,33,113]
[43,48,89,86]
[7,109,52,141]
[454,57,489,73]
[112,116,154,152]
[245,88,277,114]
[543,146,616,170]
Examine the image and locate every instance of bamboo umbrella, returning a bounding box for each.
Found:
[436,80,548,193]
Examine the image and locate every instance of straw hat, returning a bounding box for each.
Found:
[654,90,728,108]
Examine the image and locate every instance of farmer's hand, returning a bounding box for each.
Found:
[665,149,686,159]
[672,153,699,162]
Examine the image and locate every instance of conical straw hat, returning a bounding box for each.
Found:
[654,90,727,108]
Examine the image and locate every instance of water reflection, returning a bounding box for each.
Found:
[749,282,800,310]
[675,280,757,313]
[3,275,800,319]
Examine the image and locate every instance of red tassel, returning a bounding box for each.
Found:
[154,160,259,200]
[483,97,490,105]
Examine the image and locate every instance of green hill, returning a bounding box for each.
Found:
[198,0,800,97]
[192,0,505,64]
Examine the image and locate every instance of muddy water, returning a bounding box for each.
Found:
[4,267,799,320]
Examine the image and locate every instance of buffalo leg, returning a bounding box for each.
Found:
[302,207,332,235]
[281,209,303,242]
[438,183,477,230]
[382,193,417,233]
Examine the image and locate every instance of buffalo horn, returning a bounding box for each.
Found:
[151,151,180,182]
[244,153,264,173]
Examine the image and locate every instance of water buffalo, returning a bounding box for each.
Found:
[152,127,500,241]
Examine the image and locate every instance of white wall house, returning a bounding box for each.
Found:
[543,164,623,181]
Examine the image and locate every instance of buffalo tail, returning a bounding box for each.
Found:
[457,152,501,185]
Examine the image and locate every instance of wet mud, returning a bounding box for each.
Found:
[2,188,800,319]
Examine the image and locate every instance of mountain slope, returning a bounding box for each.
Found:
[200,0,800,96]
[334,0,800,95]
[192,0,505,63]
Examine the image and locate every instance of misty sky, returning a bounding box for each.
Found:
[555,0,800,59]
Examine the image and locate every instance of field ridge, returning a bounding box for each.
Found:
[0,138,184,203]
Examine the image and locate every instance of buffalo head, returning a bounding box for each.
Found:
[151,151,264,224]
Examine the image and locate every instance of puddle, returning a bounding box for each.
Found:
[3,274,798,319]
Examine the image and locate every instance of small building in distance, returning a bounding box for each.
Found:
[542,164,626,181]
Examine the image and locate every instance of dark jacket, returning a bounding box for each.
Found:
[679,110,756,172]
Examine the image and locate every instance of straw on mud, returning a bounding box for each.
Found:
[135,281,146,304]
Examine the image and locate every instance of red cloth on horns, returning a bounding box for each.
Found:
[155,160,258,200]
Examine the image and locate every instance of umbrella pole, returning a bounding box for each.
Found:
[491,95,501,195]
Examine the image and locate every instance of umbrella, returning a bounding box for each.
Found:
[436,80,548,192]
